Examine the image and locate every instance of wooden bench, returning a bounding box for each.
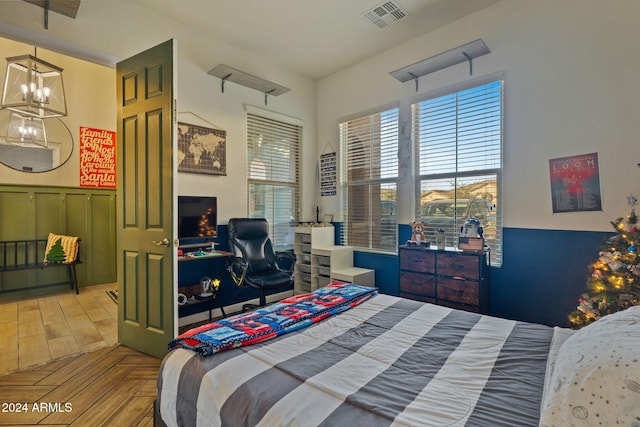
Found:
[0,239,81,295]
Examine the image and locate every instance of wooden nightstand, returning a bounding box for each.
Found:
[399,245,489,314]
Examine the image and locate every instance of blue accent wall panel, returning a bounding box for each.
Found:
[493,227,611,327]
[353,223,612,327]
[213,222,610,328]
[353,251,398,296]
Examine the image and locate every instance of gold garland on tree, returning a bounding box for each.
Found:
[569,194,640,328]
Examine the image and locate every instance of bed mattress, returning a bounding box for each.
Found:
[158,293,571,426]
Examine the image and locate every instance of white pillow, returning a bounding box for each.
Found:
[539,305,640,426]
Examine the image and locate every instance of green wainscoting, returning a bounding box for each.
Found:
[0,185,117,299]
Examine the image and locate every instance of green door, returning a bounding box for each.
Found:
[116,40,177,358]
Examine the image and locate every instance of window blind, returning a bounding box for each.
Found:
[247,111,301,249]
[413,80,503,265]
[340,108,399,252]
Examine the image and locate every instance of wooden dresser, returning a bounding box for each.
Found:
[399,245,489,314]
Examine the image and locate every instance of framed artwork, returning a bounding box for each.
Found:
[549,152,602,213]
[178,122,226,175]
[79,126,117,188]
[320,151,337,196]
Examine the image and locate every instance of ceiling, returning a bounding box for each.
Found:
[127,0,503,80]
[22,0,81,18]
[18,0,502,80]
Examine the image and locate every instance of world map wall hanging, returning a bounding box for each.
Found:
[178,122,227,176]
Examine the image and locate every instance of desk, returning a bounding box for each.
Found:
[178,246,233,320]
[178,248,233,262]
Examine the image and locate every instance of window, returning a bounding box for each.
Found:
[340,107,399,252]
[413,80,503,265]
[247,108,302,249]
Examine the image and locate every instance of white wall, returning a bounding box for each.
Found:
[3,0,640,231]
[0,0,318,223]
[317,0,640,232]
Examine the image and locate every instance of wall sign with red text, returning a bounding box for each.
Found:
[79,127,116,188]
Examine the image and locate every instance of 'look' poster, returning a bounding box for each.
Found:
[79,127,116,188]
[549,152,602,213]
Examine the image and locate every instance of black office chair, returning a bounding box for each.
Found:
[226,218,296,311]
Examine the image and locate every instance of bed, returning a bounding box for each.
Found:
[156,283,640,426]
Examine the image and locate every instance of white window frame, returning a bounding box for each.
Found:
[412,77,503,266]
[339,105,399,252]
[246,106,302,249]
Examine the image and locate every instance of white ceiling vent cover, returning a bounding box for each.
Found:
[363,0,408,29]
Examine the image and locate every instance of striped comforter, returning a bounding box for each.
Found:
[157,293,568,427]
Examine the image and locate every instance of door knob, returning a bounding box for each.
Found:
[153,238,170,247]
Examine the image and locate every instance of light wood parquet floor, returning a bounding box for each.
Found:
[0,283,119,376]
[0,344,160,426]
[0,283,162,426]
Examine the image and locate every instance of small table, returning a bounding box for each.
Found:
[178,249,234,320]
[332,267,375,287]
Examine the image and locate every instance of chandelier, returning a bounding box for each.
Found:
[5,111,47,147]
[1,52,67,148]
[2,54,67,118]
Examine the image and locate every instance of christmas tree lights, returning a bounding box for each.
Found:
[569,194,640,328]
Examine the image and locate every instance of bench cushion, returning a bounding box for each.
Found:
[44,233,79,263]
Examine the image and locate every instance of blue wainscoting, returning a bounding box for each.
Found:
[491,227,611,327]
[352,223,612,327]
[200,223,611,327]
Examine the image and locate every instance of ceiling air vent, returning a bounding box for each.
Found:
[363,0,408,29]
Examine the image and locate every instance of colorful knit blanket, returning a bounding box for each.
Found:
[168,282,378,356]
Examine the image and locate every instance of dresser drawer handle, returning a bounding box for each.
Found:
[452,276,466,281]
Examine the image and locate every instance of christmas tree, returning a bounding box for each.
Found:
[45,238,67,263]
[569,194,640,328]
